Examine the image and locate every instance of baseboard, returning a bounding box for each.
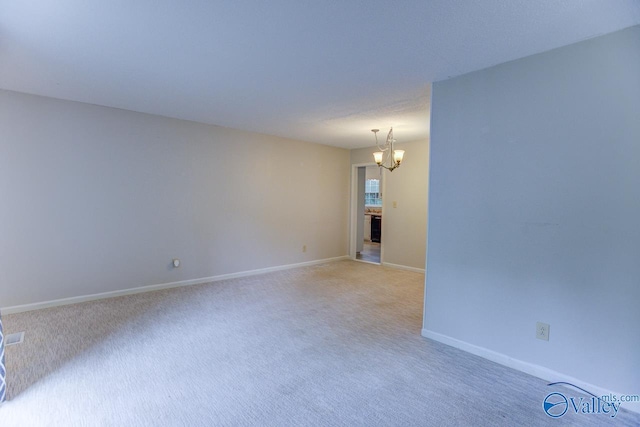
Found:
[1,256,349,315]
[382,262,425,274]
[421,329,640,415]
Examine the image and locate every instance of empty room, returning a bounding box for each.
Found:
[1,2,639,426]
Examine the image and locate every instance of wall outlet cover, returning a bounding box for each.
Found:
[536,322,550,341]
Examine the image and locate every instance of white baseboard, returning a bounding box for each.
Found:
[382,262,425,274]
[422,329,640,415]
[1,256,349,315]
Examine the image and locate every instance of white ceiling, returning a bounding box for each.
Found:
[2,1,639,149]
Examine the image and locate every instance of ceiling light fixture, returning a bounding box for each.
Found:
[372,128,404,172]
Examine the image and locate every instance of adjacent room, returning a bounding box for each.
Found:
[1,2,639,425]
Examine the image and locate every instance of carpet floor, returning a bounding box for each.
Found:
[1,260,638,426]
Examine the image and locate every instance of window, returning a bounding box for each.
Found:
[365,179,382,206]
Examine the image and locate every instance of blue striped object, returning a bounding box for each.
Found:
[0,315,5,403]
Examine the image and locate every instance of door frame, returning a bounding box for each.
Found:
[349,162,385,264]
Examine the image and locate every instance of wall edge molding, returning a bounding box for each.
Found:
[382,262,425,274]
[1,256,349,315]
[421,329,640,415]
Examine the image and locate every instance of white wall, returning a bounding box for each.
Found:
[351,139,429,270]
[0,90,350,308]
[365,165,381,185]
[424,26,640,394]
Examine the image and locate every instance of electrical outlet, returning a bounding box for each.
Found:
[536,322,550,341]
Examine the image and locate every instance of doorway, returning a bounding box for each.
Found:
[350,164,383,264]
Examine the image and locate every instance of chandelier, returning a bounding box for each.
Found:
[372,128,404,172]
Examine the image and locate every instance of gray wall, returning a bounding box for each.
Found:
[425,26,640,393]
[351,138,429,270]
[0,90,350,308]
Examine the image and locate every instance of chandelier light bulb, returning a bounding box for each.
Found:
[393,150,404,164]
[373,152,384,165]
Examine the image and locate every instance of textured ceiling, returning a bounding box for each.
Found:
[2,1,639,148]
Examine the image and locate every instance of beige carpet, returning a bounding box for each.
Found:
[1,260,638,426]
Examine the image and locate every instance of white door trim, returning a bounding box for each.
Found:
[349,162,383,264]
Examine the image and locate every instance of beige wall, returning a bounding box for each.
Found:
[350,139,429,270]
[0,90,350,308]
